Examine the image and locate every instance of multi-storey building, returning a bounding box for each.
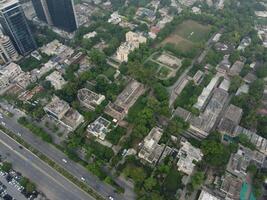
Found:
[0,0,36,55]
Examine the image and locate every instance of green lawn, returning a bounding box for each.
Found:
[157,66,172,79]
[175,20,212,43]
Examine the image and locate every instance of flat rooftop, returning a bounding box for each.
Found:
[44,96,70,118]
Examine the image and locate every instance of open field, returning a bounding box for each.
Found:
[175,20,212,42]
[161,20,212,52]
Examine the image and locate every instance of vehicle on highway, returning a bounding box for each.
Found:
[18,146,23,150]
[81,177,85,181]
[62,159,67,163]
[108,196,114,200]
[1,122,5,126]
[17,132,21,137]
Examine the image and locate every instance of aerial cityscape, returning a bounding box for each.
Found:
[0,0,266,200]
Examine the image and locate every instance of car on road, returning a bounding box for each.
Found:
[17,132,21,137]
[108,196,114,200]
[62,159,67,163]
[81,177,85,181]
[1,122,5,126]
[18,146,23,150]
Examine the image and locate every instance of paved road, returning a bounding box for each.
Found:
[0,131,94,200]
[0,106,132,200]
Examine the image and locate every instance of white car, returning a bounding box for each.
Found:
[62,159,67,163]
[1,122,5,126]
[108,196,114,200]
[81,177,85,181]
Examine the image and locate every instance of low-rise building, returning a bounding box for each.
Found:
[41,40,74,57]
[237,37,251,51]
[227,145,265,179]
[0,62,22,90]
[218,104,243,136]
[116,31,147,63]
[61,108,84,131]
[234,126,267,155]
[44,96,84,131]
[45,71,67,90]
[138,127,171,166]
[31,60,58,80]
[192,70,204,85]
[108,12,122,24]
[14,72,32,89]
[77,88,105,111]
[190,88,229,138]
[0,62,22,81]
[83,31,97,39]
[243,72,257,84]
[44,96,70,120]
[198,189,221,200]
[176,138,203,175]
[220,173,242,200]
[216,55,231,74]
[105,80,145,120]
[194,74,221,111]
[87,117,111,140]
[229,61,244,76]
[218,78,230,92]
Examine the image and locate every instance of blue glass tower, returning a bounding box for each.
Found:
[0,0,37,56]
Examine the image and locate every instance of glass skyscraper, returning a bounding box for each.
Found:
[32,0,78,33]
[0,0,37,56]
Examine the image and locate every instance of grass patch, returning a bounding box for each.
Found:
[175,20,211,43]
[103,67,116,80]
[161,20,211,53]
[157,67,172,79]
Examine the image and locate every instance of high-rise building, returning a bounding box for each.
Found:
[0,34,19,63]
[0,0,37,56]
[31,0,52,25]
[32,0,77,33]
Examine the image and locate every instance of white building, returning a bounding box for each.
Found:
[177,138,203,175]
[31,60,58,80]
[0,34,19,63]
[77,88,105,111]
[0,62,22,89]
[87,117,111,140]
[44,96,84,131]
[116,31,147,63]
[198,189,220,200]
[0,62,22,81]
[45,71,67,90]
[83,31,97,39]
[108,12,122,24]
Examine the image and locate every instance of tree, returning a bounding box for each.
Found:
[165,117,189,137]
[1,162,12,172]
[255,64,267,78]
[247,164,257,175]
[144,176,157,191]
[229,75,243,94]
[201,140,230,167]
[153,83,169,101]
[89,49,106,66]
[191,171,205,190]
